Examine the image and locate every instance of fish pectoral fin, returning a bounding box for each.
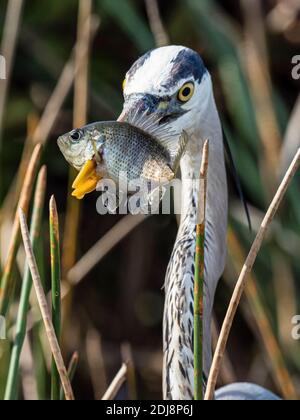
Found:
[141,160,174,184]
[72,159,102,200]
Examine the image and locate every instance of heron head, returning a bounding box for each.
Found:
[120,46,211,137]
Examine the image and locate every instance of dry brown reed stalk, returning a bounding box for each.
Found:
[26,215,146,333]
[102,363,128,401]
[205,148,300,400]
[62,0,93,276]
[144,0,170,47]
[31,16,99,148]
[0,0,24,133]
[0,16,100,223]
[0,115,39,228]
[0,143,42,315]
[0,57,74,225]
[67,214,146,286]
[228,228,298,400]
[240,0,269,65]
[49,196,62,400]
[267,1,299,33]
[19,208,75,401]
[0,57,75,222]
[121,342,137,400]
[74,0,92,128]
[20,26,115,118]
[4,165,46,401]
[27,213,147,332]
[31,16,99,147]
[240,3,281,193]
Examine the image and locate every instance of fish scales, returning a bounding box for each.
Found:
[100,123,172,184]
[57,120,188,200]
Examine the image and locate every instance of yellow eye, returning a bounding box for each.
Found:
[178,82,195,102]
[122,78,127,91]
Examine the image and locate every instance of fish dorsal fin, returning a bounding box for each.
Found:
[126,109,179,145]
[125,109,188,170]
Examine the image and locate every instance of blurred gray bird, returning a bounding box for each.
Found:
[119,45,280,401]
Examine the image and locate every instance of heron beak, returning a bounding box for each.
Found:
[72,159,102,200]
[119,94,185,127]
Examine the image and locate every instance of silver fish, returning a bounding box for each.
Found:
[57,116,188,200]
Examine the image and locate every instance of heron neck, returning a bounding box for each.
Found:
[163,91,228,400]
[180,95,228,365]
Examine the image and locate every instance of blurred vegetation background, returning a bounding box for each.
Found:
[0,0,300,400]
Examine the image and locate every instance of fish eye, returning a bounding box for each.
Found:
[70,129,82,141]
[178,82,195,102]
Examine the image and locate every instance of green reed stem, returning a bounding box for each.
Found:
[194,140,209,400]
[194,224,205,400]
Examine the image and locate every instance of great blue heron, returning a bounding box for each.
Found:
[120,45,280,400]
